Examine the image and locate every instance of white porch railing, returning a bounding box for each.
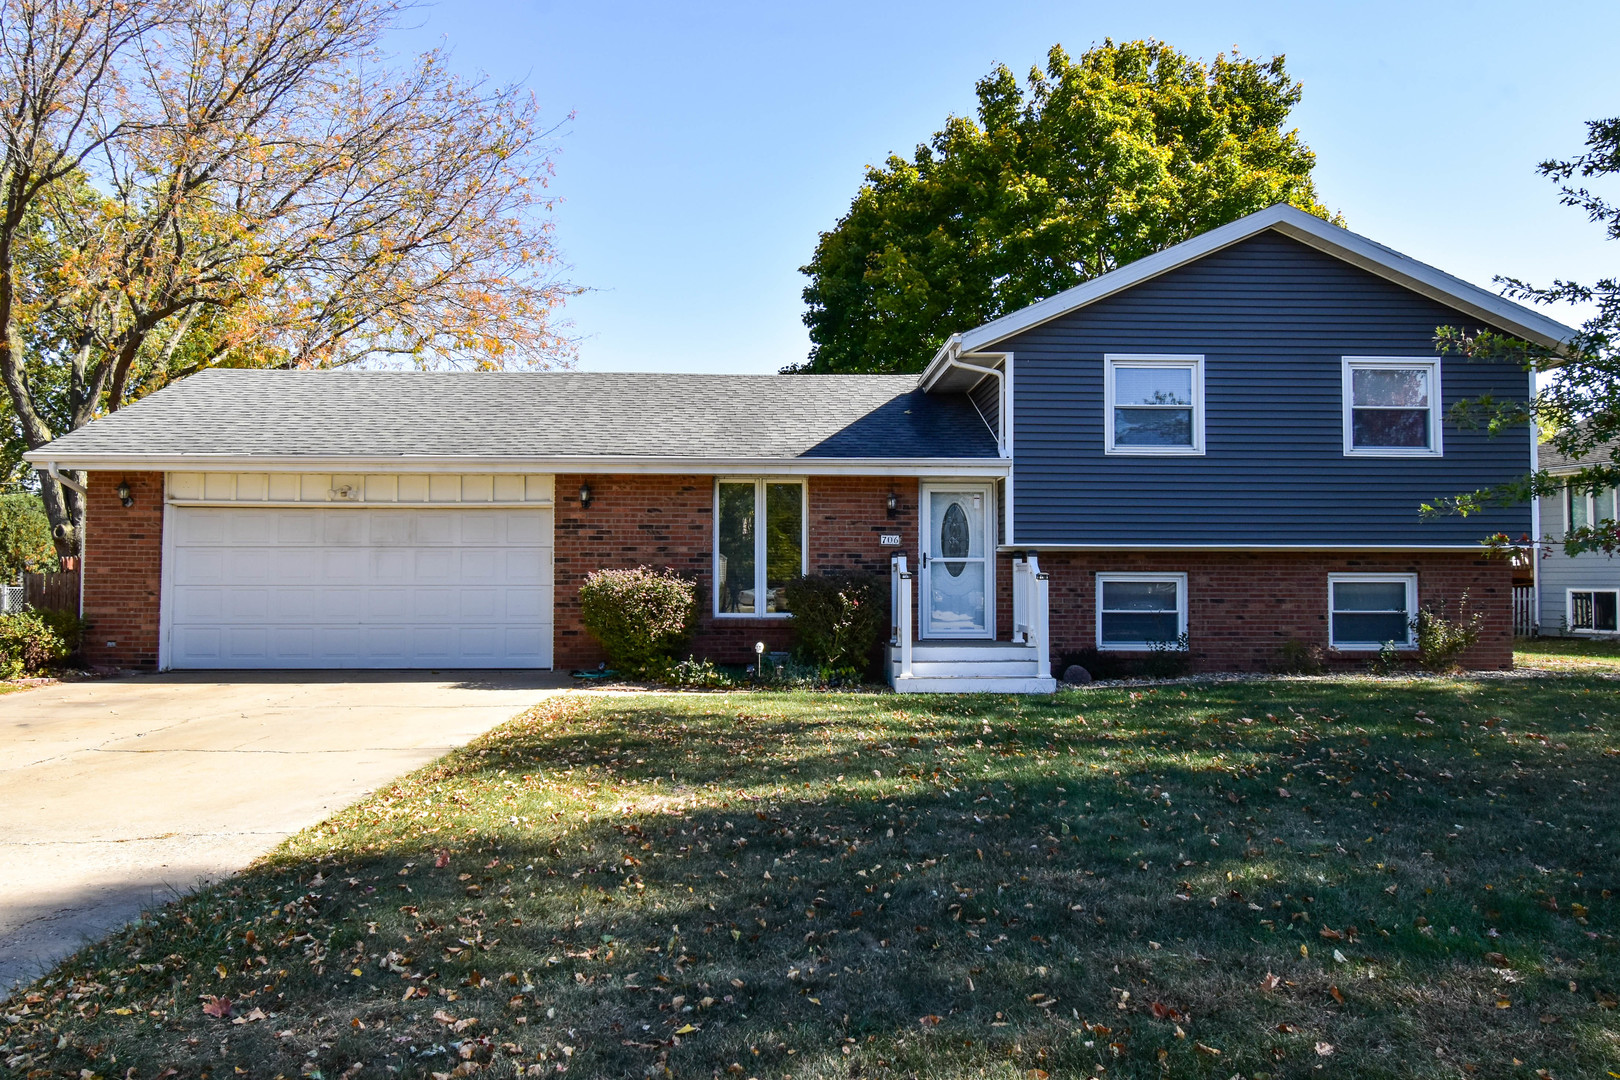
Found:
[1011,554,1052,679]
[890,554,913,679]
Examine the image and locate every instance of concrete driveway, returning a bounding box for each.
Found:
[0,671,568,994]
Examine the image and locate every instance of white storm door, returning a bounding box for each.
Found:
[920,484,994,639]
[165,506,553,669]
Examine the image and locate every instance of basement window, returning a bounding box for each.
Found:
[1096,572,1188,650]
[1328,573,1417,650]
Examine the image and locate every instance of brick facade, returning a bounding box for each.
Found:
[82,471,165,670]
[554,474,917,669]
[74,468,1511,675]
[1030,549,1513,673]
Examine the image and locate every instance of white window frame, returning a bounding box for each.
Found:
[1565,482,1619,531]
[1566,588,1620,635]
[1341,357,1443,458]
[713,477,807,620]
[1104,354,1205,456]
[1327,572,1418,650]
[1095,571,1189,651]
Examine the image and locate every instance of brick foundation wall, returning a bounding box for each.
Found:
[82,471,164,670]
[554,474,918,669]
[1033,550,1513,673]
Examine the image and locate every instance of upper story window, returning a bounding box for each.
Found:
[1104,355,1204,455]
[716,479,805,618]
[1566,482,1619,531]
[1342,358,1442,457]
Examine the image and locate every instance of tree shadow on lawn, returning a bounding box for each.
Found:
[8,681,1619,1079]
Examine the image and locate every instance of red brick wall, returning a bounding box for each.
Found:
[1033,550,1513,673]
[82,471,164,670]
[554,474,917,669]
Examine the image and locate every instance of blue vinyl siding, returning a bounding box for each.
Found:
[1003,232,1533,547]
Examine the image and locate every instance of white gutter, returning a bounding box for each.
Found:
[43,461,87,495]
[21,452,1011,478]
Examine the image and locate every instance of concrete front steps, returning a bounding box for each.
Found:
[888,640,1057,694]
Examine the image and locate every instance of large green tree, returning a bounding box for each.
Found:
[794,40,1333,375]
[1430,117,1619,555]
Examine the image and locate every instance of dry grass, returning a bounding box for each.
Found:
[4,676,1618,1079]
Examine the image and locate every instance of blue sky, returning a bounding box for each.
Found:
[397,1,1618,374]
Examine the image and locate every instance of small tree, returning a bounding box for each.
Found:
[0,493,55,579]
[577,567,698,674]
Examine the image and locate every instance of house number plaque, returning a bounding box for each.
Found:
[878,534,901,546]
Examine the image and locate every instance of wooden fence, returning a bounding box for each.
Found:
[23,571,80,615]
[1512,585,1537,637]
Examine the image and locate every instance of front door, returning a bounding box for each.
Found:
[920,484,994,638]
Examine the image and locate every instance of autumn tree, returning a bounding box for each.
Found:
[1430,117,1620,555]
[794,40,1331,375]
[1,0,575,556]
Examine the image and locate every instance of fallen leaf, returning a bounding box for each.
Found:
[1316,1041,1335,1056]
[1329,986,1345,1005]
[202,996,231,1019]
[1259,972,1281,992]
[1194,1042,1221,1056]
[918,1015,943,1026]
[1277,788,1291,798]
[674,1023,698,1034]
[1484,952,1510,967]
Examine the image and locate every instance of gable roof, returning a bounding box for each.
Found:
[1539,431,1620,473]
[924,204,1579,388]
[26,369,1001,471]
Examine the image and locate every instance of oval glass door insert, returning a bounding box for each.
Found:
[941,501,969,577]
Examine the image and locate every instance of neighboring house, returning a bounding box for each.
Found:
[1535,437,1620,636]
[26,205,1576,691]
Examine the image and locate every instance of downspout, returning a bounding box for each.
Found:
[44,461,87,495]
[945,358,1007,457]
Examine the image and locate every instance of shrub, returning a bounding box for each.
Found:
[646,655,739,689]
[578,567,698,673]
[781,573,886,674]
[1274,638,1326,675]
[0,607,83,678]
[1413,592,1485,671]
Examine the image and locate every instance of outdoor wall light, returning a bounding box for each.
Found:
[116,480,134,508]
[755,640,766,679]
[578,482,592,508]
[886,491,898,517]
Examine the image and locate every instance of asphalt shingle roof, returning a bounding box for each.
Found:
[32,369,999,462]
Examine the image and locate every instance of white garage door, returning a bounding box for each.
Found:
[165,506,552,669]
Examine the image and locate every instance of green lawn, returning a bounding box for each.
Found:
[5,678,1619,1079]
[1515,635,1620,673]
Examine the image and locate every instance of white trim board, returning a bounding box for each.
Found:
[29,453,1011,478]
[918,205,1578,387]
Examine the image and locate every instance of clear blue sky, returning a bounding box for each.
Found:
[397,1,1617,374]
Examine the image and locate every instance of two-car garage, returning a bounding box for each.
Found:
[160,473,554,669]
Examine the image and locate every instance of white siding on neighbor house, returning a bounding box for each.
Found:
[166,472,555,506]
[1536,491,1620,634]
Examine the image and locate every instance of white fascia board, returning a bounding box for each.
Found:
[956,204,1579,354]
[25,452,1011,478]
